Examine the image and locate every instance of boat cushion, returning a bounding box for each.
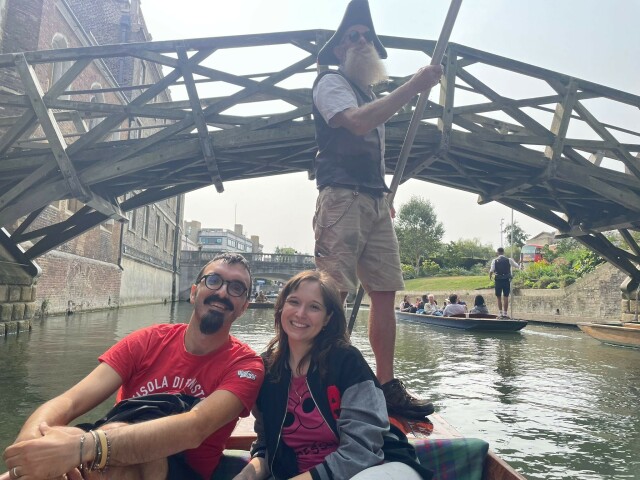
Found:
[215,437,489,479]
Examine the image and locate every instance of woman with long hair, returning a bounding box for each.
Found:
[234,270,431,480]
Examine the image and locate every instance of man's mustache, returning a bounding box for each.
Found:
[203,294,234,312]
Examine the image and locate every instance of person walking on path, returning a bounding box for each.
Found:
[311,0,442,420]
[489,247,520,319]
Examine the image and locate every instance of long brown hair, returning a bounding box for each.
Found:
[264,270,349,382]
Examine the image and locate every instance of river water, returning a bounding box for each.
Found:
[1,303,639,479]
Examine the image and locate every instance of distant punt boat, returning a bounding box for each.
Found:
[248,302,274,309]
[396,311,527,332]
[577,322,640,349]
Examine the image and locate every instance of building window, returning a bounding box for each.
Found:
[155,214,161,245]
[169,227,174,251]
[51,34,72,99]
[200,237,222,245]
[129,209,137,231]
[228,239,237,248]
[143,206,150,238]
[88,82,105,130]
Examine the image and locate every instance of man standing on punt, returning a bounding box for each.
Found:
[489,247,520,319]
[3,253,263,480]
[312,0,442,419]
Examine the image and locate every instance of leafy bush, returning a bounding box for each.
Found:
[420,259,441,277]
[401,263,416,280]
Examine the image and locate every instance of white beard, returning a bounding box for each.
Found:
[342,43,388,91]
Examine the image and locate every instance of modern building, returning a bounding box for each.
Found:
[0,0,183,317]
[189,223,263,255]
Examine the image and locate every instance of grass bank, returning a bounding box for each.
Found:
[403,276,491,292]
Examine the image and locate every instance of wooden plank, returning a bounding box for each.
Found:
[14,54,89,200]
[177,47,224,192]
[573,101,640,178]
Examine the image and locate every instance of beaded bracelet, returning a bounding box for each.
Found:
[102,430,111,471]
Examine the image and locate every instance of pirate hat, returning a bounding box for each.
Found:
[317,0,387,66]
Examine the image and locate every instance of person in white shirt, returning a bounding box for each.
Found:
[442,294,467,317]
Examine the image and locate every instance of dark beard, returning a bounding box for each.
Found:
[200,310,224,335]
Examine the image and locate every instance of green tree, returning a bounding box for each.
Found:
[503,221,527,248]
[395,196,444,276]
[441,238,494,269]
[274,246,297,255]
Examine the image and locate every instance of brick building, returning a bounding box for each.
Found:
[0,0,184,317]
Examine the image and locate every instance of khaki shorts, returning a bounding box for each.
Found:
[313,186,404,294]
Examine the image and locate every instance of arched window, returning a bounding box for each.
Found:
[51,33,71,99]
[88,82,104,130]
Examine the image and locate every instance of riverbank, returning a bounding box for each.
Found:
[396,263,629,326]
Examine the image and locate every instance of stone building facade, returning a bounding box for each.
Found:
[0,0,184,327]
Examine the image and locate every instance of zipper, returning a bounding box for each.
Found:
[270,375,291,476]
[305,377,339,441]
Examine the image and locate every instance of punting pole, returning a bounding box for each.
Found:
[347,0,464,334]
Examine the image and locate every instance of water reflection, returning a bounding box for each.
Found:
[1,304,639,479]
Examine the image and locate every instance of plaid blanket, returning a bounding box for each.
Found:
[215,438,488,479]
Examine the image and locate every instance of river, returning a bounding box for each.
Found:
[1,303,639,479]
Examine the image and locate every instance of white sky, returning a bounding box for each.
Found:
[141,0,640,253]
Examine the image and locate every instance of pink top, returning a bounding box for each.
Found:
[282,375,339,472]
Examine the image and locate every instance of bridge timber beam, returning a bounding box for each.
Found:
[0,31,638,284]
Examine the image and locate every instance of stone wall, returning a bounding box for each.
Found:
[119,257,173,307]
[0,283,34,336]
[35,250,122,315]
[398,263,629,325]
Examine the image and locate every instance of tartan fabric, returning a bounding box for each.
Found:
[213,439,488,480]
[411,438,489,480]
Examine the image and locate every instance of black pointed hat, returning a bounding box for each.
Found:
[317,0,387,66]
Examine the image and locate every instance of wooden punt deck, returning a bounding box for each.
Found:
[227,414,525,479]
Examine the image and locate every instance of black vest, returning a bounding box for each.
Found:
[312,70,388,191]
[494,256,512,280]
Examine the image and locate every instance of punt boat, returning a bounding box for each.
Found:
[577,322,640,349]
[226,413,526,479]
[396,311,528,332]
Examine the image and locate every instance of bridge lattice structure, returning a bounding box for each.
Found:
[1,31,639,291]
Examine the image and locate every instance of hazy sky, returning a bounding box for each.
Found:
[141,0,639,253]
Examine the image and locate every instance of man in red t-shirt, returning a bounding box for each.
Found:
[3,253,264,480]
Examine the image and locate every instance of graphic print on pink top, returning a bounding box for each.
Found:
[282,375,338,472]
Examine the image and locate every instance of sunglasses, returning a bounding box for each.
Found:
[198,273,248,298]
[344,30,375,44]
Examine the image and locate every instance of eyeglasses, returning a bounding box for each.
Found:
[344,30,375,44]
[198,273,248,297]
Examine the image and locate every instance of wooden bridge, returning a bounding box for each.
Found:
[1,30,639,292]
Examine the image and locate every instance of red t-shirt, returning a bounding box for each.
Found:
[99,323,264,479]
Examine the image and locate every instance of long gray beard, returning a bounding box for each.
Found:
[200,310,224,335]
[342,44,388,90]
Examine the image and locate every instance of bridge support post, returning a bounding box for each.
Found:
[620,277,640,322]
[0,228,40,336]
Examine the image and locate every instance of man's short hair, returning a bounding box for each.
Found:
[497,247,505,254]
[194,253,253,297]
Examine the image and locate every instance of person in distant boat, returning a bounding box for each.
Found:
[2,253,264,480]
[400,294,413,312]
[423,294,443,316]
[469,295,490,315]
[311,0,442,420]
[442,294,467,317]
[255,290,268,303]
[489,247,520,319]
[233,270,432,480]
[414,295,425,313]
